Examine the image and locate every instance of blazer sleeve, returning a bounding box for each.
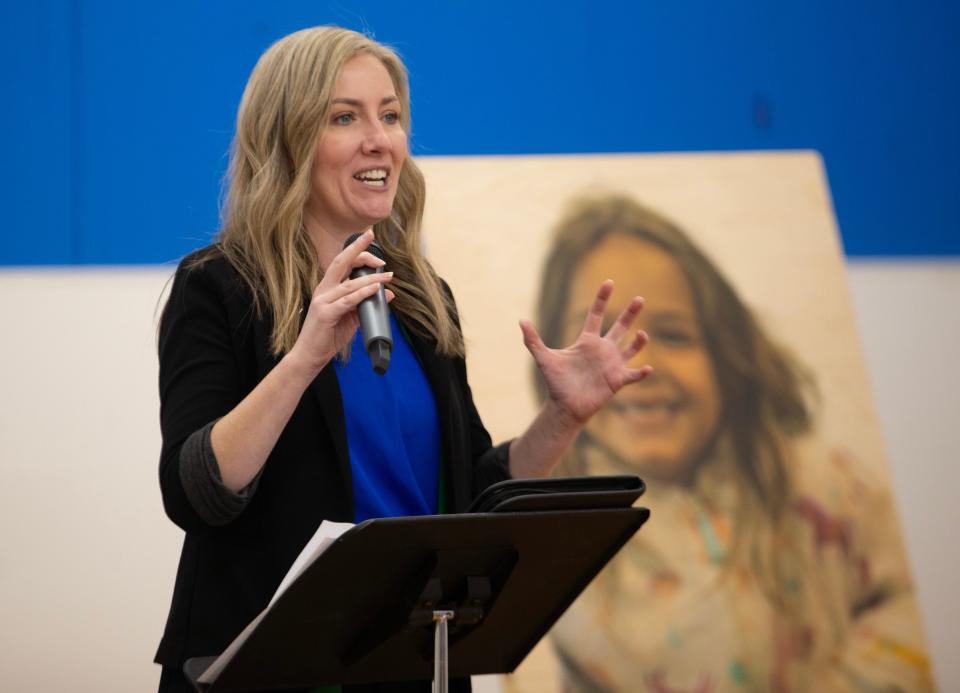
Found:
[157,253,252,533]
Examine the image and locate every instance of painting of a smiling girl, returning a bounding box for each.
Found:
[530,195,931,693]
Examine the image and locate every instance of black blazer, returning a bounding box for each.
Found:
[154,247,511,669]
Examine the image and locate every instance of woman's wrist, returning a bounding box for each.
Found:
[543,395,587,432]
[282,344,330,386]
[509,398,585,479]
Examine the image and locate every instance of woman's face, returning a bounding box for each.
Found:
[562,235,722,483]
[305,53,408,236]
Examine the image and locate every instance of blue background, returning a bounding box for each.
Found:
[2,1,957,265]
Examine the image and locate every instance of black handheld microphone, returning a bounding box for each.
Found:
[344,233,392,374]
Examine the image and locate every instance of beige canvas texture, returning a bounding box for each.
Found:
[417,152,931,692]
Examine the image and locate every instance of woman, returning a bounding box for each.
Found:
[529,195,931,692]
[155,28,650,692]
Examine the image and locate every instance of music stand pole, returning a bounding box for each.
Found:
[432,610,455,693]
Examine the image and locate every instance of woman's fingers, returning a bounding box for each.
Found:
[313,269,392,300]
[623,365,654,385]
[605,296,645,343]
[355,250,386,270]
[330,279,389,313]
[304,282,386,339]
[620,329,650,360]
[582,280,615,334]
[323,229,378,284]
[312,271,393,308]
[519,320,549,363]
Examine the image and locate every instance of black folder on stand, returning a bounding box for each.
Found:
[185,475,649,692]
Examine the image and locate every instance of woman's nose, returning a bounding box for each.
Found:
[361,121,391,154]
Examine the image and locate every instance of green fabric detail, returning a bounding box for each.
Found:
[438,444,449,514]
[729,660,748,684]
[694,506,727,564]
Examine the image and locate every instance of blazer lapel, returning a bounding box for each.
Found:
[308,358,353,503]
[402,320,470,512]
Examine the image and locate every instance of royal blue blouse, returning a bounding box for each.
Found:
[333,313,441,523]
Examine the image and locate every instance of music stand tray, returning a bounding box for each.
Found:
[185,475,649,692]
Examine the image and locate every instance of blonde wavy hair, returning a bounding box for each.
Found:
[215,26,462,357]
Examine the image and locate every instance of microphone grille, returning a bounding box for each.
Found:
[367,240,386,261]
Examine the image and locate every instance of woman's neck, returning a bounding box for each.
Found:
[302,210,372,271]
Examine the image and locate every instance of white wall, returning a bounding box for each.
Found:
[0,269,180,690]
[0,261,956,691]
[845,260,960,691]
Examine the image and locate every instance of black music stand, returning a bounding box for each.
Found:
[184,476,649,692]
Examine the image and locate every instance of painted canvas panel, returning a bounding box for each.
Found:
[418,153,931,692]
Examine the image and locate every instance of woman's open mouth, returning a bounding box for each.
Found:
[353,168,389,189]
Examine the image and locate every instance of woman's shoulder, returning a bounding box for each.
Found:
[175,243,235,282]
[171,244,251,298]
[162,243,258,330]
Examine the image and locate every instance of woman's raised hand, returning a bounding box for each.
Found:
[289,229,394,374]
[519,279,652,426]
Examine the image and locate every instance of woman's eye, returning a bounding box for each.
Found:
[382,111,400,124]
[333,112,354,125]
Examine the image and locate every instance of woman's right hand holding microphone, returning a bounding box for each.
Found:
[288,229,394,376]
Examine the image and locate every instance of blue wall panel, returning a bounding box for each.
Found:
[1,1,74,263]
[1,1,957,264]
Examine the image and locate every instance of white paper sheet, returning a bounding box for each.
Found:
[269,519,354,607]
